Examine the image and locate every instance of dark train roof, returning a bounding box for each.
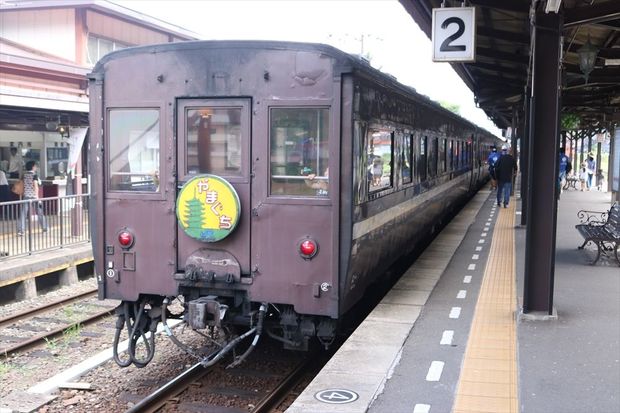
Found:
[90,40,499,139]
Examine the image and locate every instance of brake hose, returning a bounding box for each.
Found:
[227,303,267,368]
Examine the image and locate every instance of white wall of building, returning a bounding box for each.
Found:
[0,9,77,62]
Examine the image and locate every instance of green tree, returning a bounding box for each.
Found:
[561,113,580,130]
[439,101,461,115]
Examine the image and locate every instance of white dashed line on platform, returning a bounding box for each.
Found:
[426,361,445,381]
[478,239,485,244]
[468,264,476,270]
[463,276,472,283]
[413,403,431,413]
[449,307,462,318]
[457,290,467,299]
[440,330,454,345]
[472,254,479,260]
[475,246,483,251]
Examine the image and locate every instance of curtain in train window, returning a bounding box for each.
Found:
[367,129,393,192]
[269,108,329,197]
[186,107,242,176]
[401,133,413,184]
[108,109,160,192]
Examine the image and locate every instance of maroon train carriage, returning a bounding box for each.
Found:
[88,40,500,368]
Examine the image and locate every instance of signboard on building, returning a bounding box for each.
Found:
[432,7,476,62]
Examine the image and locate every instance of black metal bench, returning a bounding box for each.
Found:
[563,175,579,190]
[575,203,620,265]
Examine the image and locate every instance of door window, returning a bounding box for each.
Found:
[186,107,243,176]
[269,108,329,197]
[108,109,160,192]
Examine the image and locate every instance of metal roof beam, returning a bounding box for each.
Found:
[477,26,530,44]
[477,47,530,65]
[469,0,530,13]
[564,3,620,28]
[468,61,527,76]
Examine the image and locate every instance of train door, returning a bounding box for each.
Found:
[176,99,252,277]
[103,106,176,299]
[250,104,337,316]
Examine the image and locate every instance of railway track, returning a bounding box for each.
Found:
[124,346,329,413]
[0,287,116,357]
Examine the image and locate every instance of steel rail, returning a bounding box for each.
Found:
[0,288,98,329]
[0,307,114,357]
[124,361,213,413]
[251,357,313,413]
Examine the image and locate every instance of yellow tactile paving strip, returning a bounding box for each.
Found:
[453,201,518,413]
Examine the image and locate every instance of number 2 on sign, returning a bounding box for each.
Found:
[440,17,466,52]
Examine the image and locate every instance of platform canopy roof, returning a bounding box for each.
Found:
[399,0,620,130]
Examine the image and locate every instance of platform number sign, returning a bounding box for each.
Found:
[432,7,476,62]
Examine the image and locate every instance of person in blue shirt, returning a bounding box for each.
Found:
[586,153,596,190]
[487,146,500,190]
[558,148,570,194]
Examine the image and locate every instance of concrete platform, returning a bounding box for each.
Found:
[287,188,620,413]
[0,244,92,287]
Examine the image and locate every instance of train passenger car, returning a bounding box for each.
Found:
[88,41,500,367]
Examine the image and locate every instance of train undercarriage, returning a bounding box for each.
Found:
[111,292,337,369]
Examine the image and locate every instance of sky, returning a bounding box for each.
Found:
[112,0,502,136]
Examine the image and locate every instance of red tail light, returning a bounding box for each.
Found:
[118,230,134,248]
[299,239,318,259]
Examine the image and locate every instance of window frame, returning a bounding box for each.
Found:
[401,131,414,185]
[105,106,164,200]
[367,127,395,197]
[184,106,246,178]
[267,105,332,200]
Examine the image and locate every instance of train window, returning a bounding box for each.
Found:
[441,139,447,173]
[401,133,413,185]
[419,135,427,182]
[108,109,160,192]
[185,107,242,176]
[430,137,438,177]
[269,107,329,197]
[367,129,393,192]
[449,139,454,171]
[454,141,461,170]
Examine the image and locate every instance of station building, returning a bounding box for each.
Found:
[0,0,198,197]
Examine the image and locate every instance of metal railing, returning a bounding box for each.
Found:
[0,194,90,260]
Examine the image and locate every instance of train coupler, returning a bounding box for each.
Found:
[187,295,228,329]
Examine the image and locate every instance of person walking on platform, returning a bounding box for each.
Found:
[586,153,596,190]
[558,148,571,196]
[495,145,517,208]
[487,146,499,190]
[579,161,588,191]
[17,161,48,236]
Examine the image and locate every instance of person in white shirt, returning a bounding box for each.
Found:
[8,147,24,179]
[0,167,8,202]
